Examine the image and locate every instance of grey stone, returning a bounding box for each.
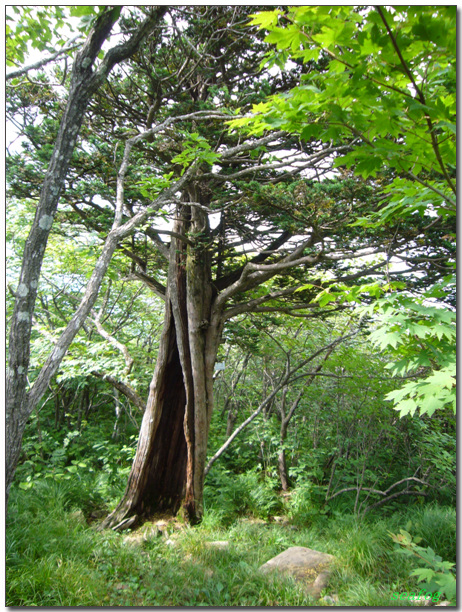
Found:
[272,515,289,525]
[412,596,434,606]
[259,546,335,599]
[237,517,268,525]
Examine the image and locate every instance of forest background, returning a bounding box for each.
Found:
[5,5,456,607]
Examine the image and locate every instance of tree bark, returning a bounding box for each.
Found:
[278,450,290,492]
[102,199,221,528]
[278,388,291,492]
[101,302,189,526]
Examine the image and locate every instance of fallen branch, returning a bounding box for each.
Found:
[362,490,428,515]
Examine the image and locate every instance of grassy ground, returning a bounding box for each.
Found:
[6,479,456,607]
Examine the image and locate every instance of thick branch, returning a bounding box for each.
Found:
[251,306,350,318]
[220,131,286,158]
[204,147,336,182]
[327,486,386,501]
[127,270,166,299]
[382,476,432,496]
[283,388,304,429]
[144,227,170,260]
[92,7,169,87]
[362,490,428,515]
[223,285,310,320]
[215,235,318,310]
[222,258,390,320]
[327,474,431,515]
[215,230,292,291]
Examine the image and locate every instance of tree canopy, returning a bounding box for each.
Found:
[229,5,456,418]
[6,5,456,527]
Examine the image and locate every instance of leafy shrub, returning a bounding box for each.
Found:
[204,467,282,522]
[391,529,456,603]
[238,470,282,519]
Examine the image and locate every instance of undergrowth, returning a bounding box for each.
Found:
[6,475,456,607]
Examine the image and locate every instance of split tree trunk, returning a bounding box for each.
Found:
[102,200,222,528]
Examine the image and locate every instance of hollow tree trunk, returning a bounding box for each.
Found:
[102,200,222,528]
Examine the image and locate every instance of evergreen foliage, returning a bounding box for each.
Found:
[6,6,456,605]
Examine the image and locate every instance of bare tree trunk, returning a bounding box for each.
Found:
[278,449,290,492]
[111,390,121,440]
[102,201,221,528]
[277,388,290,491]
[226,406,237,438]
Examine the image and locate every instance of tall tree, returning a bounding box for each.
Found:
[6,6,169,505]
[7,6,448,525]
[97,7,412,527]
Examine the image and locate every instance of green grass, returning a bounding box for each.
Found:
[406,503,456,563]
[6,478,456,607]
